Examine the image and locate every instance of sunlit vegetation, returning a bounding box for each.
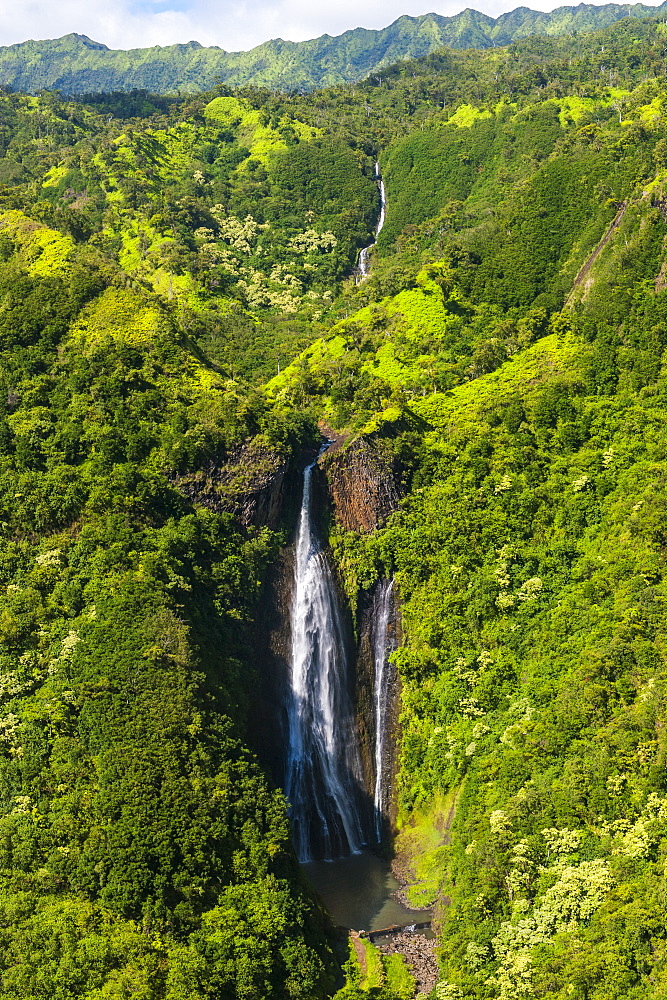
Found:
[1,12,667,997]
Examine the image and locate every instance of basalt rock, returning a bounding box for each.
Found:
[249,543,296,787]
[171,438,290,529]
[170,437,304,784]
[321,436,401,534]
[206,432,402,837]
[353,599,376,824]
[373,929,439,995]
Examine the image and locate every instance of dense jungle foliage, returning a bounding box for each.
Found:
[2,10,667,999]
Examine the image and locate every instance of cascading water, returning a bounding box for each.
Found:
[301,575,418,932]
[357,161,386,280]
[285,454,366,861]
[372,578,395,841]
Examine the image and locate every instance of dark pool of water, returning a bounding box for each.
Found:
[302,850,432,931]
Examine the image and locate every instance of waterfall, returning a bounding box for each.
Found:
[285,456,366,861]
[357,161,387,280]
[373,579,395,841]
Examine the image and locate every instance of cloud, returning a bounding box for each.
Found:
[1,0,665,52]
[0,0,198,49]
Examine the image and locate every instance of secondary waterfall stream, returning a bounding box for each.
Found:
[285,453,365,862]
[357,161,386,280]
[373,578,395,841]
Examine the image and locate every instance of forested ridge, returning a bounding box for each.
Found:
[3,2,667,95]
[1,11,667,999]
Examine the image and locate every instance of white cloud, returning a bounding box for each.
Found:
[0,1,198,49]
[0,0,665,52]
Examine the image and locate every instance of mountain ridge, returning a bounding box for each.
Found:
[2,2,667,93]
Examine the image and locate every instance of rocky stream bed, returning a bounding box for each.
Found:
[372,927,439,995]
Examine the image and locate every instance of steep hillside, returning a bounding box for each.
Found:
[1,2,667,94]
[0,87,379,382]
[264,54,667,1000]
[0,87,357,1000]
[1,13,667,999]
[0,210,342,999]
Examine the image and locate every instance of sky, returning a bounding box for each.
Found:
[0,0,664,53]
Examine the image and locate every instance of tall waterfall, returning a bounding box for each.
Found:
[373,579,395,841]
[358,161,387,280]
[285,456,366,861]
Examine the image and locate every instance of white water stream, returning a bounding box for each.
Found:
[372,579,395,841]
[357,161,386,280]
[285,456,366,861]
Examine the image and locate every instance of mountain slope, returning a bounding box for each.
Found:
[2,17,667,998]
[2,2,667,94]
[265,64,667,999]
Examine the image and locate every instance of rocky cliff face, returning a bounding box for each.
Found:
[170,436,304,784]
[192,430,404,835]
[251,456,362,796]
[321,436,401,534]
[171,438,291,529]
[250,544,296,787]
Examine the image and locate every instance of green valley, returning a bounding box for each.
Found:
[0,10,666,1000]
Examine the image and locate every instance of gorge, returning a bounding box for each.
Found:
[284,450,367,862]
[2,18,667,995]
[277,444,425,932]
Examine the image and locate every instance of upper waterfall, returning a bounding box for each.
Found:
[285,453,366,861]
[357,161,386,281]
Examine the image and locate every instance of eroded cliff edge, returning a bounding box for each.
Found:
[182,427,406,838]
[170,437,292,529]
[320,435,401,534]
